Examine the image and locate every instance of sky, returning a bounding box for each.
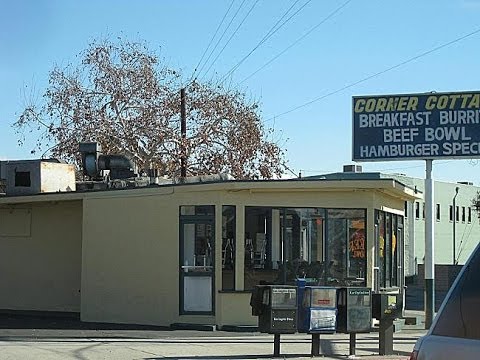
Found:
[2,0,480,184]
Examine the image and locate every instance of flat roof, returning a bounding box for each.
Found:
[0,177,422,205]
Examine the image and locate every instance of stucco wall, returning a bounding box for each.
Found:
[81,188,181,326]
[0,200,82,312]
[80,183,409,327]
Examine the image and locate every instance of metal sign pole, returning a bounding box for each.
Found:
[425,159,435,329]
[273,334,281,357]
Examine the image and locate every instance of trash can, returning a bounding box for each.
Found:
[250,285,297,334]
[298,286,337,333]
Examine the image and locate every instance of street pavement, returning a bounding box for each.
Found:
[0,314,424,360]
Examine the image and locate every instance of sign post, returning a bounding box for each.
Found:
[425,160,434,328]
[352,91,480,330]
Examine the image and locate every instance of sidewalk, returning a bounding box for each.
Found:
[0,330,424,360]
[0,313,425,359]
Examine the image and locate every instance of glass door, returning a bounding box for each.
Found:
[180,219,215,314]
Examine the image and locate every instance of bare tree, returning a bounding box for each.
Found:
[14,38,287,179]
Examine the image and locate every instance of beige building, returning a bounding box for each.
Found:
[0,176,420,328]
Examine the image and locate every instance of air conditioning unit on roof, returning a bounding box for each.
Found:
[343,164,363,173]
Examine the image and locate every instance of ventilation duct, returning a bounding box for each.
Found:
[79,142,135,180]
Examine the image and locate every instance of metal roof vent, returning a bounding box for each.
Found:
[79,142,135,180]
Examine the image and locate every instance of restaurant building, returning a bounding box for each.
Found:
[0,160,420,328]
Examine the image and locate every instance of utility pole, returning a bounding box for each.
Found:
[453,187,459,265]
[180,88,187,178]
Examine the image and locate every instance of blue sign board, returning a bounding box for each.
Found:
[352,91,480,161]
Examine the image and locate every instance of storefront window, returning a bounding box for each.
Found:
[391,215,398,287]
[377,212,385,288]
[244,207,366,290]
[244,207,325,289]
[385,213,392,288]
[375,209,403,289]
[326,209,366,286]
[222,206,235,290]
[348,219,366,279]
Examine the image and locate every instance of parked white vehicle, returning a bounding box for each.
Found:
[410,242,480,360]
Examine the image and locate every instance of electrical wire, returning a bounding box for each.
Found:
[195,0,247,80]
[240,0,352,84]
[283,163,299,178]
[218,0,309,83]
[190,0,236,82]
[200,0,258,81]
[265,26,480,122]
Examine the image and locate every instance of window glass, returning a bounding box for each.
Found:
[327,216,348,283]
[415,202,420,219]
[468,207,472,223]
[311,288,336,308]
[432,245,480,339]
[375,210,403,289]
[244,207,326,289]
[181,222,213,270]
[449,205,453,221]
[180,205,214,216]
[396,225,403,287]
[462,206,466,222]
[391,215,398,286]
[271,288,296,308]
[302,288,312,308]
[377,211,386,288]
[436,204,441,221]
[327,209,366,286]
[385,213,392,287]
[348,219,365,280]
[244,207,273,290]
[222,206,235,290]
[244,207,365,289]
[179,206,215,314]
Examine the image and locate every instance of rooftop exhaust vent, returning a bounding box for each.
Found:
[79,142,135,180]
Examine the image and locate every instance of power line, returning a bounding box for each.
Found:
[195,0,247,80]
[200,0,259,81]
[249,0,302,48]
[266,26,480,122]
[240,0,352,84]
[191,0,236,82]
[284,163,299,178]
[219,0,313,83]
